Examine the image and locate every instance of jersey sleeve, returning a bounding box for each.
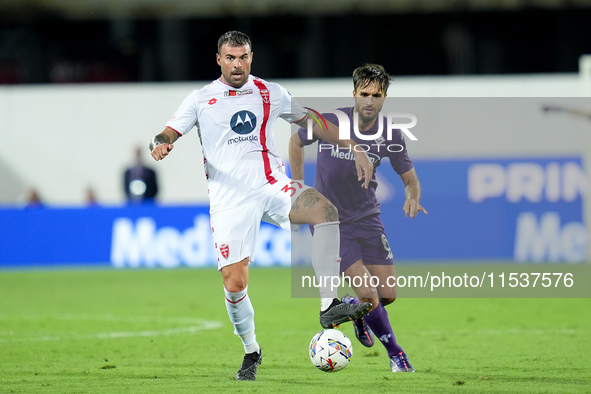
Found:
[278,85,308,124]
[297,124,319,146]
[165,90,200,136]
[296,110,341,146]
[388,128,415,175]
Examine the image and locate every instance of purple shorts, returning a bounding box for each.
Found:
[339,215,394,273]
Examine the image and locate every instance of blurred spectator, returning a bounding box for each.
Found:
[124,146,159,204]
[25,188,44,209]
[85,187,100,207]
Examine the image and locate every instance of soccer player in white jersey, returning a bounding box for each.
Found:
[148,31,374,381]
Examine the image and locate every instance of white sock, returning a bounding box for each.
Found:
[224,286,260,354]
[320,298,335,312]
[312,221,341,303]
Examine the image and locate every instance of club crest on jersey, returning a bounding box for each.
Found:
[230,110,257,135]
[220,244,229,259]
[224,89,253,97]
[259,89,270,104]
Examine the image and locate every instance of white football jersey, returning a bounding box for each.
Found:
[166,75,307,212]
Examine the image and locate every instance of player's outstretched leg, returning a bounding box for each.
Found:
[236,349,263,381]
[342,294,374,347]
[344,295,413,371]
[365,300,413,372]
[319,298,372,329]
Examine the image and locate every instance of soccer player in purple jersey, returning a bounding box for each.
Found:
[290,64,427,372]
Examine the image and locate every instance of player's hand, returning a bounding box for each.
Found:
[353,150,373,189]
[151,144,174,161]
[403,199,428,219]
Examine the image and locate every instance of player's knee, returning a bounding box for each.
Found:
[308,197,338,225]
[221,261,249,293]
[380,297,396,306]
[322,200,338,222]
[292,189,339,225]
[224,279,247,293]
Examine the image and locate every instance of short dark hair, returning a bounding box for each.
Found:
[352,64,392,94]
[217,31,252,54]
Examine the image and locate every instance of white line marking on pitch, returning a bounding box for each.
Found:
[0,314,223,343]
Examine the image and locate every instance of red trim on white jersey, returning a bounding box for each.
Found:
[291,113,308,124]
[253,78,277,185]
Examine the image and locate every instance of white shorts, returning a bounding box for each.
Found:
[210,172,310,270]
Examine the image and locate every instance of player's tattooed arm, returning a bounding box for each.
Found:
[149,127,179,151]
[150,127,180,161]
[149,133,170,151]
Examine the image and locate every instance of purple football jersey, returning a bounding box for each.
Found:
[298,107,414,223]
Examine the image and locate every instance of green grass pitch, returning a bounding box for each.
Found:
[1,267,589,393]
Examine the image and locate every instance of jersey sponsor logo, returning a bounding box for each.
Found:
[328,146,381,165]
[224,89,253,97]
[227,135,259,145]
[230,110,257,135]
[208,98,217,105]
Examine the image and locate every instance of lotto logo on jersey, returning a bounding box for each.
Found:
[230,110,257,135]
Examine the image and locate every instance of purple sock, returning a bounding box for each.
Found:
[364,301,403,358]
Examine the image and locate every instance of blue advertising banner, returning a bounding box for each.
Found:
[1,156,587,268]
[0,205,291,268]
[303,156,587,263]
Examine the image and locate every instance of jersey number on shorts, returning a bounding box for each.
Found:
[281,181,304,197]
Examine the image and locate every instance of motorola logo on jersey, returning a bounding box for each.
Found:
[230,110,257,135]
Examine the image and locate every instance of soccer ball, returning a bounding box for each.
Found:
[309,329,353,372]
